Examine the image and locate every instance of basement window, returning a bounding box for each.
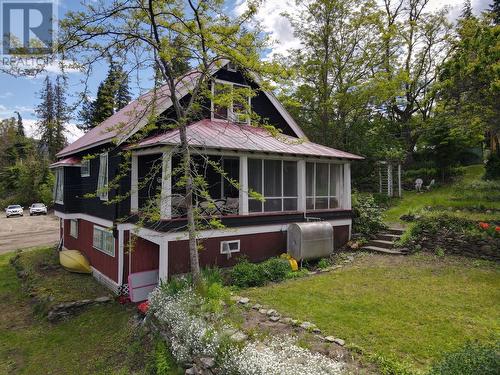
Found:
[70,219,78,238]
[93,225,115,257]
[220,240,240,255]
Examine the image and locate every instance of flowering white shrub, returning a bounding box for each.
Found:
[149,287,345,374]
[220,336,345,375]
[149,287,222,363]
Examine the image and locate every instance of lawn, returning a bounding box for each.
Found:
[243,253,500,371]
[0,248,181,375]
[384,165,500,224]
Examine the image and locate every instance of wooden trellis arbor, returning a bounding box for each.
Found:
[377,161,402,197]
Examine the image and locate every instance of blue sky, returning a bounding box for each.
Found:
[0,0,491,143]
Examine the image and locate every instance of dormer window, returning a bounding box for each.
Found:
[211,80,250,125]
[226,62,237,72]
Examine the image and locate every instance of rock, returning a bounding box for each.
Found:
[238,297,250,305]
[324,336,336,343]
[266,309,277,316]
[252,303,262,310]
[185,368,196,375]
[230,295,241,302]
[230,331,248,343]
[312,327,321,334]
[258,309,268,315]
[300,321,316,330]
[291,319,300,326]
[95,296,111,303]
[222,328,237,337]
[334,338,345,346]
[269,316,280,322]
[199,357,215,369]
[346,255,354,262]
[281,317,293,324]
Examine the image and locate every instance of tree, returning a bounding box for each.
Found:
[91,64,117,125]
[490,0,500,25]
[284,0,381,151]
[36,76,67,160]
[14,111,24,137]
[77,95,96,132]
[60,0,275,285]
[376,0,452,163]
[115,67,132,110]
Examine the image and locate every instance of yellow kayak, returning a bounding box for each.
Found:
[59,250,92,274]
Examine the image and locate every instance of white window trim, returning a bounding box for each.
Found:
[248,159,298,213]
[211,79,251,125]
[93,225,115,257]
[70,219,78,238]
[81,159,90,177]
[226,62,237,72]
[220,239,240,255]
[306,162,341,210]
[54,168,64,205]
[97,153,108,201]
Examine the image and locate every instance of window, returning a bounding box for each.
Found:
[306,163,342,210]
[81,159,90,177]
[248,159,298,213]
[53,168,64,204]
[220,240,240,255]
[212,80,250,124]
[93,225,115,256]
[226,62,237,72]
[70,219,78,238]
[97,153,108,201]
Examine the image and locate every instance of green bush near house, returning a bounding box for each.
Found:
[428,341,500,375]
[351,192,386,238]
[231,257,292,288]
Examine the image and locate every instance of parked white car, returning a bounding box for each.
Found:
[30,203,48,216]
[5,205,24,218]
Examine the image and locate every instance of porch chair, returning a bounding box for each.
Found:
[223,197,239,215]
[425,179,435,190]
[415,178,423,192]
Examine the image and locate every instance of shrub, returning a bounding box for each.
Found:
[317,258,330,269]
[428,341,500,375]
[352,192,386,238]
[259,258,291,282]
[230,260,265,288]
[484,153,500,180]
[230,258,292,288]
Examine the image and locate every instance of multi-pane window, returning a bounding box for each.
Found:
[212,80,250,124]
[81,159,90,177]
[93,225,115,256]
[53,168,64,204]
[306,162,342,210]
[70,219,78,238]
[97,153,108,201]
[248,159,298,213]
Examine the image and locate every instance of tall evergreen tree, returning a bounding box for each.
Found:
[36,76,67,160]
[14,111,24,137]
[490,0,500,24]
[92,68,116,125]
[115,68,131,110]
[77,95,96,132]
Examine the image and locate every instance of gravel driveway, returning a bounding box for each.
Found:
[0,211,59,254]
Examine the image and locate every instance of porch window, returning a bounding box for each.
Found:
[248,159,298,213]
[306,162,341,210]
[97,153,108,201]
[212,80,250,124]
[53,168,64,204]
[93,225,115,257]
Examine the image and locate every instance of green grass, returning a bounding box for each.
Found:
[0,249,181,374]
[384,165,500,224]
[243,254,500,371]
[15,247,110,306]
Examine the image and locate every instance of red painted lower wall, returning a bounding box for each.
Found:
[63,219,118,282]
[123,235,160,280]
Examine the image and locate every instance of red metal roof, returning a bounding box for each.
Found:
[56,71,202,157]
[50,156,81,168]
[130,119,363,160]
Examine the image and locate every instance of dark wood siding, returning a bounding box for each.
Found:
[123,235,159,280]
[63,218,118,282]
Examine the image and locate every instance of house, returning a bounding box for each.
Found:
[51,61,363,294]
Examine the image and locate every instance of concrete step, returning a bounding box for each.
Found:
[378,233,401,241]
[367,239,395,249]
[361,246,404,255]
[386,227,405,235]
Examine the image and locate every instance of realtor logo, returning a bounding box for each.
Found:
[1,0,54,55]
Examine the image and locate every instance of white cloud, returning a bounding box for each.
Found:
[22,118,83,143]
[0,92,13,99]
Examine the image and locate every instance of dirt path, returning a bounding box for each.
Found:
[0,212,59,254]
